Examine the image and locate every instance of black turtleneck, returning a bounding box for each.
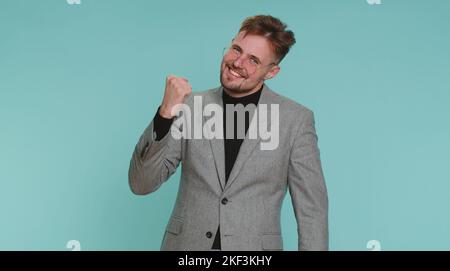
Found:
[152,85,264,250]
[221,87,263,182]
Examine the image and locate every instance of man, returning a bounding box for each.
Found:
[128,15,328,251]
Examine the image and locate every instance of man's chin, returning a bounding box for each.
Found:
[221,83,245,94]
[221,78,244,92]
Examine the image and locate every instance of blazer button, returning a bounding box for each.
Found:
[206,231,213,238]
[221,198,228,205]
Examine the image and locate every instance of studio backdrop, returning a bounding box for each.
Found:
[1,0,449,250]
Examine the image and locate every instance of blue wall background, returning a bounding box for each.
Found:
[1,0,449,250]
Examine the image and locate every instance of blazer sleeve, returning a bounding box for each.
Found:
[128,109,183,195]
[287,109,329,251]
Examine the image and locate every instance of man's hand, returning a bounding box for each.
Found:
[159,75,192,118]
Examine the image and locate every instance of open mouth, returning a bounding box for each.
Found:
[227,65,246,79]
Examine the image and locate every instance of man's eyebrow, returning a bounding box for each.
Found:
[231,44,242,51]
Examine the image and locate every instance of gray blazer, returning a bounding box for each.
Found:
[128,84,328,251]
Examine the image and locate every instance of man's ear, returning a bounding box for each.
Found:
[264,65,280,80]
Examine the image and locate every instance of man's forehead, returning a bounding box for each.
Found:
[233,31,268,45]
[232,31,274,59]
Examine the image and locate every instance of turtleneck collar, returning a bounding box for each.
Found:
[222,84,264,106]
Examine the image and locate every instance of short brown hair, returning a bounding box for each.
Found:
[239,15,296,63]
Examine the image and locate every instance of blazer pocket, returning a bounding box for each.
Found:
[262,233,283,251]
[166,216,184,235]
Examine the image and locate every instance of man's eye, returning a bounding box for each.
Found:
[249,58,259,65]
[232,47,240,54]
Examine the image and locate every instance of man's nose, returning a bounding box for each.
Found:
[232,55,245,68]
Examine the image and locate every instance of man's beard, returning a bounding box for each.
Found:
[220,74,247,94]
[220,63,253,95]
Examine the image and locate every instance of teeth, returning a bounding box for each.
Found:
[229,67,242,78]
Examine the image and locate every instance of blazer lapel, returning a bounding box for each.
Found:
[205,87,226,191]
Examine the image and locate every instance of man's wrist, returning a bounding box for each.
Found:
[153,106,175,141]
[159,105,173,119]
